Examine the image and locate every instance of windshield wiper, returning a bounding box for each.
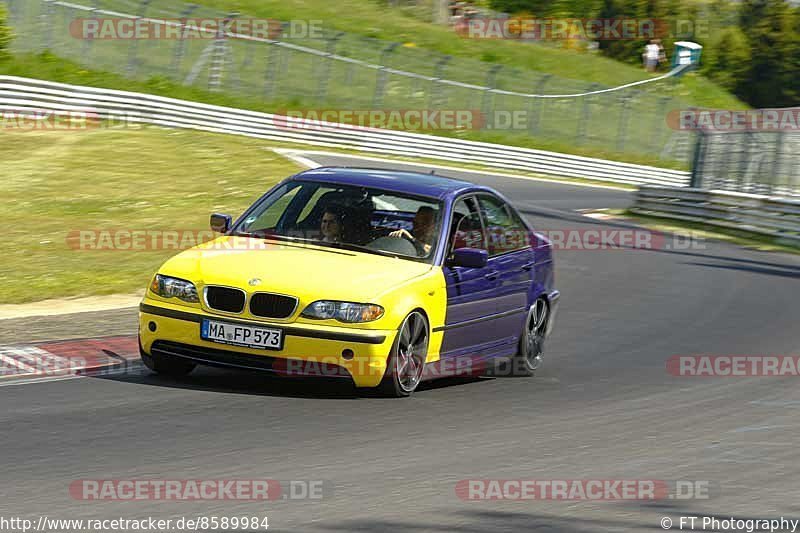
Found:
[232,231,311,244]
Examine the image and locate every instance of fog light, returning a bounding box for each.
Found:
[148,321,157,332]
[341,348,354,360]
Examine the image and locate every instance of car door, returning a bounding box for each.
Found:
[439,196,503,359]
[476,193,535,355]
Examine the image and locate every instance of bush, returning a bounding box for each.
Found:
[489,0,555,15]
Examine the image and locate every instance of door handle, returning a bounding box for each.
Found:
[521,261,535,271]
[484,270,499,281]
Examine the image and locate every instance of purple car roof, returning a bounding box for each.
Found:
[292,167,487,200]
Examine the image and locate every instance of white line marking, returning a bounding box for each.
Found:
[731,425,788,433]
[274,149,323,169]
[582,212,616,220]
[0,363,144,388]
[0,374,83,387]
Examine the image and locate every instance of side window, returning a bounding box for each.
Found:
[241,183,302,232]
[477,195,530,256]
[448,197,487,253]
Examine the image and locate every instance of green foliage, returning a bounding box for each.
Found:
[701,27,750,94]
[733,0,800,107]
[489,0,554,14]
[0,4,12,60]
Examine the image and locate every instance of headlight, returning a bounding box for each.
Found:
[150,274,199,303]
[301,300,384,323]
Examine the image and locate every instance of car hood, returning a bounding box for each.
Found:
[158,236,434,302]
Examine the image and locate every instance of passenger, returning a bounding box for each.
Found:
[319,208,344,243]
[389,206,436,256]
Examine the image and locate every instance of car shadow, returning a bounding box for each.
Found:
[91,362,492,400]
[315,504,782,532]
[682,261,800,279]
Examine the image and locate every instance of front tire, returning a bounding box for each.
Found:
[512,298,549,376]
[141,348,196,377]
[376,311,429,397]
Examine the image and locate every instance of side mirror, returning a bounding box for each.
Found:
[449,247,488,269]
[210,213,233,233]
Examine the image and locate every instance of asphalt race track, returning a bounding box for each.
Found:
[2,153,800,532]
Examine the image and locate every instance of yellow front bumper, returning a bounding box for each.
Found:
[138,302,397,388]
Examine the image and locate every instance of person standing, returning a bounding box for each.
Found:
[643,39,660,72]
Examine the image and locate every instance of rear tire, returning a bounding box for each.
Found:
[375,311,429,397]
[512,298,549,377]
[140,348,196,377]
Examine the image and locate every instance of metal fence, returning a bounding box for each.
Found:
[691,131,800,196]
[2,0,696,166]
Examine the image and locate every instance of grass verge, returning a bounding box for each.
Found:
[0,126,300,303]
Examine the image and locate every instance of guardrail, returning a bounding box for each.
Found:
[632,186,800,243]
[0,76,691,187]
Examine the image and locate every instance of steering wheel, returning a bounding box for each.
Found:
[366,236,419,256]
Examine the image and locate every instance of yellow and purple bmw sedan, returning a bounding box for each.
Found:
[139,167,559,396]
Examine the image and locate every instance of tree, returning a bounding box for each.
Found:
[702,27,751,93]
[737,0,800,107]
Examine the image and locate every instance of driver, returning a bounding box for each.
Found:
[388,206,436,256]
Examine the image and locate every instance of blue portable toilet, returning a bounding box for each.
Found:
[672,41,703,70]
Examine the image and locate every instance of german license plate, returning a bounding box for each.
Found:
[200,319,283,350]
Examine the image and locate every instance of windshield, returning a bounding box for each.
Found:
[233,180,444,263]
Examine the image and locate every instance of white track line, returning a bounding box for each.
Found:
[0,343,144,386]
[277,150,323,169]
